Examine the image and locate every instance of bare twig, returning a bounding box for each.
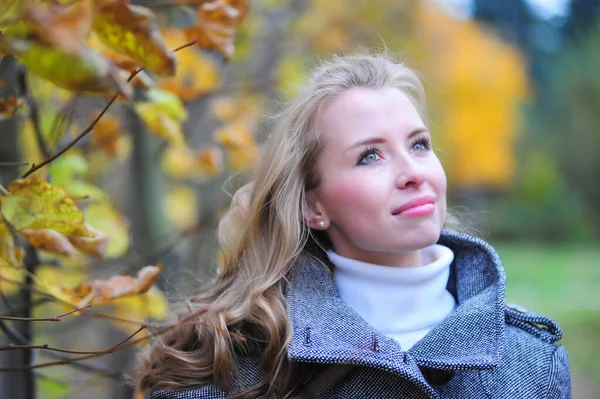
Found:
[20,40,198,179]
[0,320,122,380]
[0,304,91,322]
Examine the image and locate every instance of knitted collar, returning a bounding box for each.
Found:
[286,229,506,374]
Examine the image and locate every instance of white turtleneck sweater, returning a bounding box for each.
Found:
[328,244,456,351]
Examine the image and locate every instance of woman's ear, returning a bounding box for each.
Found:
[305,190,329,230]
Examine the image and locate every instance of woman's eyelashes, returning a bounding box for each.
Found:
[356,146,382,165]
[355,137,432,166]
[411,137,432,152]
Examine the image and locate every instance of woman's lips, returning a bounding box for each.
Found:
[392,195,435,217]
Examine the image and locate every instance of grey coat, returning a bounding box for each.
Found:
[148,230,571,398]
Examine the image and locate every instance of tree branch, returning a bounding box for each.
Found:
[21,40,197,179]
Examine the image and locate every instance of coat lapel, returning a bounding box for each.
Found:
[286,230,506,373]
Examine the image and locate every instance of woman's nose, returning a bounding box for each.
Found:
[394,158,425,189]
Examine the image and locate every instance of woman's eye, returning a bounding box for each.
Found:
[411,138,431,152]
[357,148,382,165]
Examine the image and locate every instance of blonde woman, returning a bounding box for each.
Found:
[134,53,570,398]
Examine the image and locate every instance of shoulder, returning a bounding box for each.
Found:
[480,303,571,398]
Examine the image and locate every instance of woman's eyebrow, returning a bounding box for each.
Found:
[343,128,430,154]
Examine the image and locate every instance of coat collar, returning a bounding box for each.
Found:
[286,230,506,373]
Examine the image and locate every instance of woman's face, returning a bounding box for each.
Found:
[306,87,447,267]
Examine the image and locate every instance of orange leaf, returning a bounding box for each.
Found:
[90,111,121,156]
[185,0,248,60]
[21,228,78,259]
[75,265,163,304]
[24,1,93,55]
[0,96,24,120]
[195,146,223,177]
[213,121,255,149]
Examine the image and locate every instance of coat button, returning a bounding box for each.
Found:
[420,367,455,385]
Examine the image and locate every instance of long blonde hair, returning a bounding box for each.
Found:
[134,52,426,398]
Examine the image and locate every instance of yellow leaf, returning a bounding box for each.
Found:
[136,103,185,146]
[0,218,23,267]
[0,177,92,237]
[185,0,249,60]
[165,185,198,230]
[6,37,132,98]
[162,145,197,178]
[21,228,78,259]
[82,201,130,259]
[227,145,259,172]
[159,29,221,100]
[195,146,224,177]
[135,89,187,146]
[0,262,26,297]
[92,0,176,76]
[210,95,262,123]
[112,285,167,321]
[213,121,255,149]
[162,145,223,179]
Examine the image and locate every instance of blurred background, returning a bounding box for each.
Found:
[0,0,598,398]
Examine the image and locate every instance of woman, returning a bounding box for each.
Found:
[134,53,570,398]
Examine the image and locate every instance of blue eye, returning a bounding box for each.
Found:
[357,147,382,165]
[411,137,432,152]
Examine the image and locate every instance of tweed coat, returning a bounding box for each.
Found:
[147,230,571,398]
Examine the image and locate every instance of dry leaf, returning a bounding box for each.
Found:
[21,228,78,258]
[75,265,163,304]
[185,0,248,60]
[0,96,24,120]
[67,223,110,259]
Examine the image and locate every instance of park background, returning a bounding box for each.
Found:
[0,0,598,398]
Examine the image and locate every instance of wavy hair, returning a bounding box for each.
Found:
[133,52,427,398]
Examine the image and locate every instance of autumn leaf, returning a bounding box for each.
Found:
[89,111,122,157]
[1,3,132,98]
[162,146,197,178]
[159,29,220,100]
[0,262,26,297]
[24,0,93,55]
[135,88,188,146]
[0,177,93,238]
[162,145,223,179]
[67,223,110,259]
[195,146,224,177]
[185,0,249,60]
[0,96,24,120]
[21,228,78,258]
[165,185,198,230]
[0,219,24,268]
[75,265,163,304]
[214,121,256,149]
[227,146,259,172]
[92,0,176,76]
[83,201,130,259]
